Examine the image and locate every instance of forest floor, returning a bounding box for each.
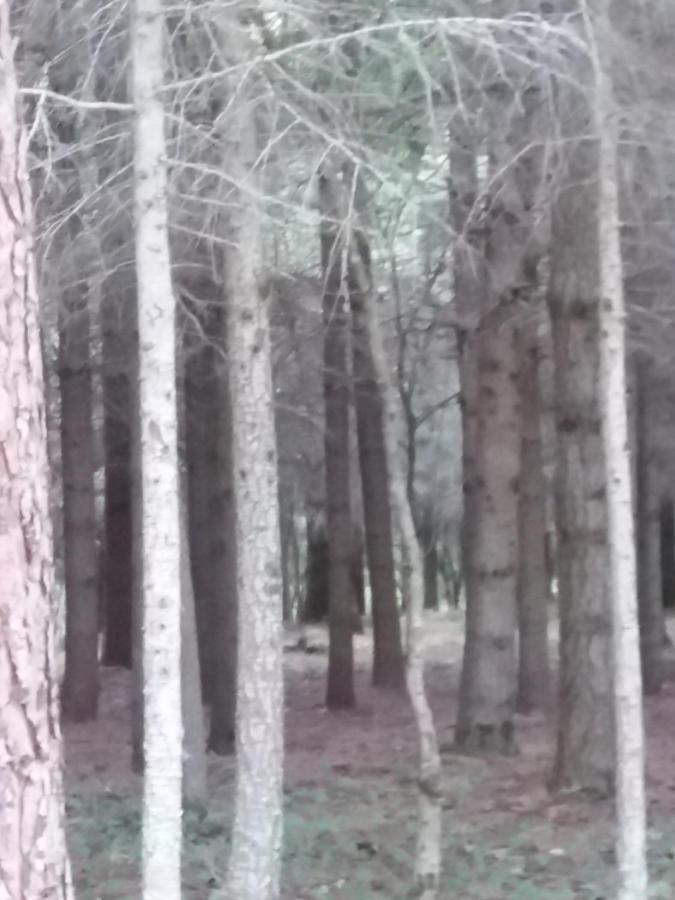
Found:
[64,611,675,899]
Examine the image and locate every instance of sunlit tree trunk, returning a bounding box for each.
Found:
[586,3,647,894]
[132,0,183,897]
[218,16,284,899]
[59,289,99,721]
[0,4,73,892]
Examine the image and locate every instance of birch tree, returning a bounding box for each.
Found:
[132,0,183,897]
[0,1,72,894]
[584,1,647,896]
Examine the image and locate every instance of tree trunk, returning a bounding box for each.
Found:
[132,1,183,897]
[207,356,238,755]
[420,512,440,611]
[547,110,613,796]
[321,170,357,711]
[59,290,99,721]
[590,7,647,893]
[180,485,208,813]
[218,17,285,900]
[516,320,550,714]
[351,258,406,689]
[101,290,133,669]
[635,361,665,695]
[456,311,520,753]
[344,177,441,898]
[0,5,73,890]
[302,512,329,622]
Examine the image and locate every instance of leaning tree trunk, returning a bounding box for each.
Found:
[59,290,99,721]
[132,1,183,898]
[589,5,647,894]
[320,172,356,710]
[343,173,441,899]
[219,16,284,900]
[351,244,406,690]
[0,4,73,892]
[547,109,613,796]
[635,360,665,695]
[515,319,550,714]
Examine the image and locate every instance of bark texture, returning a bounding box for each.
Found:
[320,172,356,710]
[548,112,613,795]
[59,290,99,721]
[132,1,183,897]
[516,321,550,713]
[0,6,73,892]
[452,100,541,752]
[220,17,284,900]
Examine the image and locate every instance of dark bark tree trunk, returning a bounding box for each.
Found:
[101,290,134,668]
[635,360,665,695]
[0,9,73,888]
[59,290,100,721]
[351,259,406,690]
[302,512,329,622]
[660,499,675,610]
[516,321,551,714]
[321,171,356,710]
[184,284,238,753]
[547,128,613,795]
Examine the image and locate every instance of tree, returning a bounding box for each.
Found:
[132,0,183,897]
[547,80,614,795]
[516,316,551,714]
[320,167,357,710]
[350,196,406,690]
[218,13,285,899]
[0,1,72,893]
[59,285,99,721]
[585,1,647,894]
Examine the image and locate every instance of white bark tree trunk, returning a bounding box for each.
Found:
[584,3,647,897]
[219,16,284,900]
[132,1,183,898]
[0,3,73,894]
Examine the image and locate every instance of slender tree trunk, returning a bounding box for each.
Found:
[351,244,405,690]
[180,483,208,812]
[516,320,550,713]
[635,361,665,695]
[320,171,356,710]
[219,17,284,899]
[101,291,133,668]
[421,516,440,611]
[132,1,183,897]
[0,5,73,891]
[588,5,647,893]
[59,290,99,721]
[547,117,613,796]
[344,176,441,898]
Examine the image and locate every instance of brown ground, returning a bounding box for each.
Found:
[64,611,675,899]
